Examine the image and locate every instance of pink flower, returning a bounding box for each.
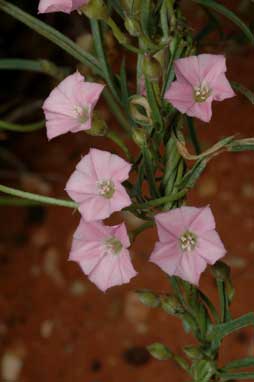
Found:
[164,54,235,122]
[42,72,104,140]
[150,206,226,285]
[65,148,132,221]
[70,219,137,291]
[38,0,87,14]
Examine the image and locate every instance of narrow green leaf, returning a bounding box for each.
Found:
[220,371,254,380]
[192,0,254,43]
[142,145,161,198]
[186,117,201,155]
[231,81,254,104]
[0,120,44,132]
[141,0,152,37]
[223,357,254,370]
[0,0,102,75]
[209,312,254,341]
[178,159,207,190]
[145,77,163,129]
[90,20,118,99]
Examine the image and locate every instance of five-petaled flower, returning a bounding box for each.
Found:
[164,54,235,123]
[65,148,132,221]
[150,206,226,286]
[38,0,88,14]
[42,71,104,140]
[69,219,137,291]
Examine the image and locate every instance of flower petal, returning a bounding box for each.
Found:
[150,241,182,275]
[175,252,207,286]
[174,56,200,86]
[109,183,132,213]
[186,98,213,123]
[164,81,195,114]
[79,196,111,221]
[212,73,235,101]
[155,209,185,240]
[188,206,216,234]
[198,54,226,85]
[196,230,227,264]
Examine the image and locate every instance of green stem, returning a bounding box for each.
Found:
[131,221,154,241]
[0,185,77,208]
[132,189,187,209]
[0,197,39,206]
[0,120,44,132]
[106,130,132,161]
[186,117,201,155]
[102,88,131,133]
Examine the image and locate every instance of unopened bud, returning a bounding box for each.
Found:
[142,54,161,81]
[211,261,230,282]
[136,289,160,308]
[86,114,108,136]
[124,17,141,37]
[183,346,203,360]
[161,295,184,315]
[147,343,173,360]
[132,128,147,147]
[81,0,108,20]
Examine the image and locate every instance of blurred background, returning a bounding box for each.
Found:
[0,1,254,381]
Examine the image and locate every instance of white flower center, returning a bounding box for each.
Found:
[193,83,211,103]
[179,231,197,252]
[74,105,89,123]
[97,179,115,199]
[104,237,123,256]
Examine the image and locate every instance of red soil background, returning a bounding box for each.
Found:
[0,1,254,381]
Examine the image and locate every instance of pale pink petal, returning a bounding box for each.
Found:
[187,98,213,123]
[188,206,216,234]
[72,220,109,243]
[89,248,136,292]
[109,183,132,213]
[76,82,105,107]
[72,0,89,9]
[198,54,226,85]
[175,252,207,286]
[65,171,96,200]
[155,210,185,240]
[76,154,97,179]
[45,115,79,140]
[38,0,72,13]
[108,154,131,182]
[174,56,200,86]
[79,196,111,221]
[212,73,235,101]
[196,230,227,264]
[113,223,131,248]
[164,81,195,114]
[89,148,112,179]
[150,241,182,275]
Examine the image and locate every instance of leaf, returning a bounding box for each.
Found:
[191,360,215,382]
[192,0,254,44]
[0,0,102,75]
[142,145,160,198]
[208,312,254,341]
[223,357,254,370]
[145,77,163,129]
[136,289,160,308]
[231,81,254,104]
[220,371,254,380]
[141,0,152,37]
[178,159,207,190]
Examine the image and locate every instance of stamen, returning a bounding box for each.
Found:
[74,105,89,123]
[97,179,115,199]
[193,83,211,103]
[179,231,197,252]
[104,237,123,256]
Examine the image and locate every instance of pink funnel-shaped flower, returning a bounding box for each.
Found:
[164,54,235,123]
[70,219,137,291]
[42,72,104,140]
[150,206,226,285]
[66,148,132,221]
[38,0,87,14]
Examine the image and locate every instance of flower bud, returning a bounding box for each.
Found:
[183,346,203,360]
[136,289,160,308]
[131,128,147,147]
[147,343,173,360]
[191,360,215,382]
[161,295,184,315]
[124,17,141,37]
[211,261,230,282]
[142,54,161,81]
[81,0,108,20]
[86,114,108,136]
